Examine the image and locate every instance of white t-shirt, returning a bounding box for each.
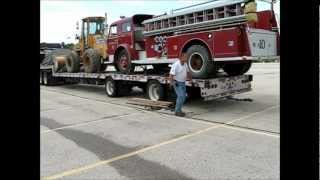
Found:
[170,61,190,82]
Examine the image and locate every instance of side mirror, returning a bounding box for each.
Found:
[76,21,79,30]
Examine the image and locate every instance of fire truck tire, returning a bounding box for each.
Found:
[223,61,252,76]
[105,77,118,97]
[186,45,215,78]
[65,51,80,73]
[83,49,101,73]
[116,49,135,73]
[146,80,165,101]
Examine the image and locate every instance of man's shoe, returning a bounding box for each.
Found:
[175,112,185,117]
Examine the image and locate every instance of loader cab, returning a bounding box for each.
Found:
[79,16,105,56]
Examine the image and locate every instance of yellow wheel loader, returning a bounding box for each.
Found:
[52,15,108,73]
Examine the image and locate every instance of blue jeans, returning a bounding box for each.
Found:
[173,81,186,113]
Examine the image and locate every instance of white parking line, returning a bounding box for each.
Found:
[155,104,279,136]
[41,88,137,111]
[41,107,73,113]
[222,125,279,138]
[41,112,141,134]
[42,105,279,180]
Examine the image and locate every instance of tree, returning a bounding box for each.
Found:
[63,43,75,50]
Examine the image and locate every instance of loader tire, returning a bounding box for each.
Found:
[83,49,101,73]
[223,61,252,76]
[50,49,77,73]
[53,56,67,73]
[65,51,80,73]
[41,49,70,66]
[186,45,216,79]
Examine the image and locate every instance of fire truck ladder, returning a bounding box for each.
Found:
[142,0,248,36]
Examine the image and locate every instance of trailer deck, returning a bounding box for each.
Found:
[40,65,252,101]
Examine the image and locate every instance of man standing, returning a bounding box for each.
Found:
[169,53,192,117]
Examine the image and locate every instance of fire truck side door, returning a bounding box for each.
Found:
[107,24,118,55]
[118,22,133,50]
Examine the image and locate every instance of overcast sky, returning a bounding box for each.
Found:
[41,0,280,44]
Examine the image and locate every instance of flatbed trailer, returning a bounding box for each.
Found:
[40,65,252,101]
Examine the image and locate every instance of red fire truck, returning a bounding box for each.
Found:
[106,0,279,78]
[40,0,279,102]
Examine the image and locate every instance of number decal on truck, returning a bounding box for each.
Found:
[258,39,265,49]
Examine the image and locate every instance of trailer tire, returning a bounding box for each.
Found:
[65,51,80,73]
[146,80,165,101]
[186,45,216,78]
[43,72,52,86]
[223,61,252,76]
[83,49,101,73]
[40,72,43,85]
[105,77,118,97]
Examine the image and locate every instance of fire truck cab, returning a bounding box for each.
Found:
[106,0,280,79]
[107,14,153,72]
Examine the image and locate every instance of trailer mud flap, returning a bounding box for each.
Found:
[200,75,252,101]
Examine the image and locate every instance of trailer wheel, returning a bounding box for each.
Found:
[65,51,80,73]
[40,72,43,85]
[186,45,216,78]
[105,77,118,97]
[83,49,101,73]
[223,61,252,76]
[43,72,51,85]
[146,80,165,101]
[116,49,135,73]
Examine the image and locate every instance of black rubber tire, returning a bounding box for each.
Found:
[41,49,71,66]
[40,72,43,85]
[51,49,79,73]
[43,72,52,86]
[83,49,101,73]
[105,77,118,97]
[65,51,80,73]
[115,49,135,73]
[146,80,166,101]
[186,45,216,79]
[223,61,252,76]
[52,58,67,73]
